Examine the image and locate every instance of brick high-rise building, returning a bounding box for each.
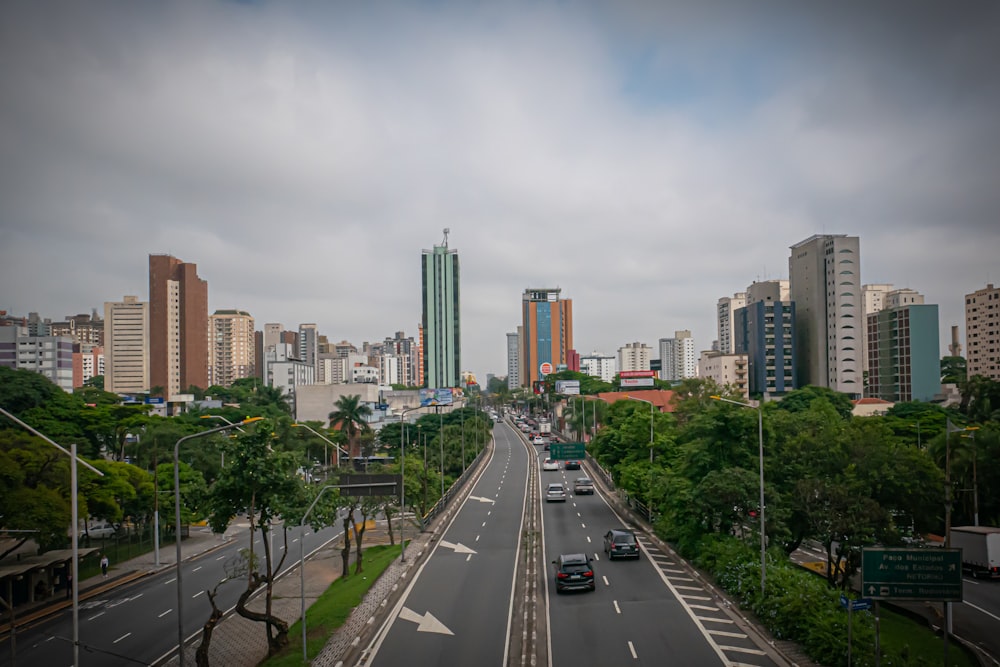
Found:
[148,254,208,399]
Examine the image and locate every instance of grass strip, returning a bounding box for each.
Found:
[261,542,404,667]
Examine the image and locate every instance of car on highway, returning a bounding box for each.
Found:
[573,477,594,495]
[564,460,581,470]
[603,528,640,560]
[552,553,595,593]
[533,436,545,445]
[545,483,567,502]
[542,458,559,471]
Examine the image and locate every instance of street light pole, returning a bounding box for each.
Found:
[398,406,430,561]
[174,417,261,667]
[0,408,103,667]
[292,423,350,477]
[962,427,981,526]
[300,484,337,662]
[711,395,766,597]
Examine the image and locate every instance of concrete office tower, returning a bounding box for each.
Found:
[149,254,208,399]
[507,330,521,390]
[788,235,862,398]
[104,296,149,394]
[422,230,461,388]
[862,284,894,374]
[49,311,104,346]
[746,280,790,305]
[617,342,652,373]
[209,310,256,387]
[717,293,746,354]
[298,323,319,373]
[580,352,616,383]
[867,299,941,402]
[659,330,696,381]
[521,288,574,388]
[966,283,1000,381]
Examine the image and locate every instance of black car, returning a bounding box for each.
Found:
[603,529,640,560]
[552,553,595,593]
[564,460,581,470]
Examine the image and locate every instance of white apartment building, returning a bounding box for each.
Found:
[617,342,651,373]
[886,288,924,309]
[698,350,749,399]
[209,309,255,387]
[716,293,746,355]
[298,323,319,374]
[104,296,149,395]
[580,352,616,384]
[966,283,1000,381]
[789,234,863,398]
[659,330,696,382]
[506,331,520,390]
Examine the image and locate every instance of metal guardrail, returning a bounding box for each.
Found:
[419,446,488,530]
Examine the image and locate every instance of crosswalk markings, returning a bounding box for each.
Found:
[719,645,767,656]
[697,616,734,624]
[688,604,719,611]
[681,595,713,601]
[708,629,747,638]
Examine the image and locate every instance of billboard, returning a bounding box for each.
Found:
[419,388,454,406]
[555,380,581,395]
[621,377,654,387]
[619,370,656,378]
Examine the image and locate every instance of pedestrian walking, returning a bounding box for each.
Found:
[100,554,109,578]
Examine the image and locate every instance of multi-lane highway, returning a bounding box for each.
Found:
[4,522,341,667]
[364,419,784,667]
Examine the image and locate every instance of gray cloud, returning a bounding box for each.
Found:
[2,1,997,382]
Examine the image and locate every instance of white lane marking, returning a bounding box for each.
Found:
[698,616,734,624]
[663,568,686,574]
[613,600,621,614]
[719,645,766,655]
[586,536,591,543]
[581,523,586,529]
[689,604,719,611]
[963,577,979,585]
[708,629,747,638]
[466,554,472,562]
[476,535,481,542]
[482,521,487,527]
[594,553,600,561]
[88,612,105,621]
[215,555,226,561]
[164,577,176,585]
[158,609,172,618]
[192,566,202,572]
[682,595,713,601]
[113,632,131,644]
[674,585,702,591]
[488,511,492,516]
[967,601,1000,622]
[628,640,638,659]
[602,575,610,587]
[193,591,205,598]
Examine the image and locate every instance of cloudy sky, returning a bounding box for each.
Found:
[2,1,998,385]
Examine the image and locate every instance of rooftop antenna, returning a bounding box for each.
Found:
[442,228,450,247]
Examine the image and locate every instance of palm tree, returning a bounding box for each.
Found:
[328,395,373,462]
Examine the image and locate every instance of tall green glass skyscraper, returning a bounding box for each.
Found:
[421,229,461,388]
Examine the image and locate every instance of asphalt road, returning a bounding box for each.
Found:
[3,522,342,667]
[539,445,782,667]
[364,422,530,667]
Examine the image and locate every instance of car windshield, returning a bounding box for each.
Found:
[562,563,590,573]
[576,478,591,484]
[615,533,636,544]
[548,485,563,492]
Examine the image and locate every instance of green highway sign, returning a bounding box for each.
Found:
[549,442,586,461]
[861,548,963,601]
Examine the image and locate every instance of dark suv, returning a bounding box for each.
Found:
[603,529,640,560]
[552,553,595,593]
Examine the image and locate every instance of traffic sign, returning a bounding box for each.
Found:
[839,594,873,611]
[549,442,585,461]
[861,548,963,601]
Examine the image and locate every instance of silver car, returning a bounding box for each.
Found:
[546,483,567,502]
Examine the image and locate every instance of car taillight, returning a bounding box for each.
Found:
[557,572,568,579]
[584,570,593,577]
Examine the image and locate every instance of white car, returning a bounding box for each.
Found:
[542,458,559,471]
[533,436,545,445]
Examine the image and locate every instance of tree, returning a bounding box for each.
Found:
[328,395,372,459]
[940,356,966,385]
[775,385,855,420]
[205,423,306,656]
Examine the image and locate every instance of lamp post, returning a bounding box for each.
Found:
[200,415,245,468]
[174,417,261,667]
[962,427,981,526]
[398,406,430,561]
[0,408,103,667]
[711,395,766,597]
[300,484,337,662]
[293,423,350,476]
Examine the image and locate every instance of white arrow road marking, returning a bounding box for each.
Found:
[439,540,478,555]
[469,496,496,504]
[399,607,454,635]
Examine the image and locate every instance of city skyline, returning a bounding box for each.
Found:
[2,2,998,385]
